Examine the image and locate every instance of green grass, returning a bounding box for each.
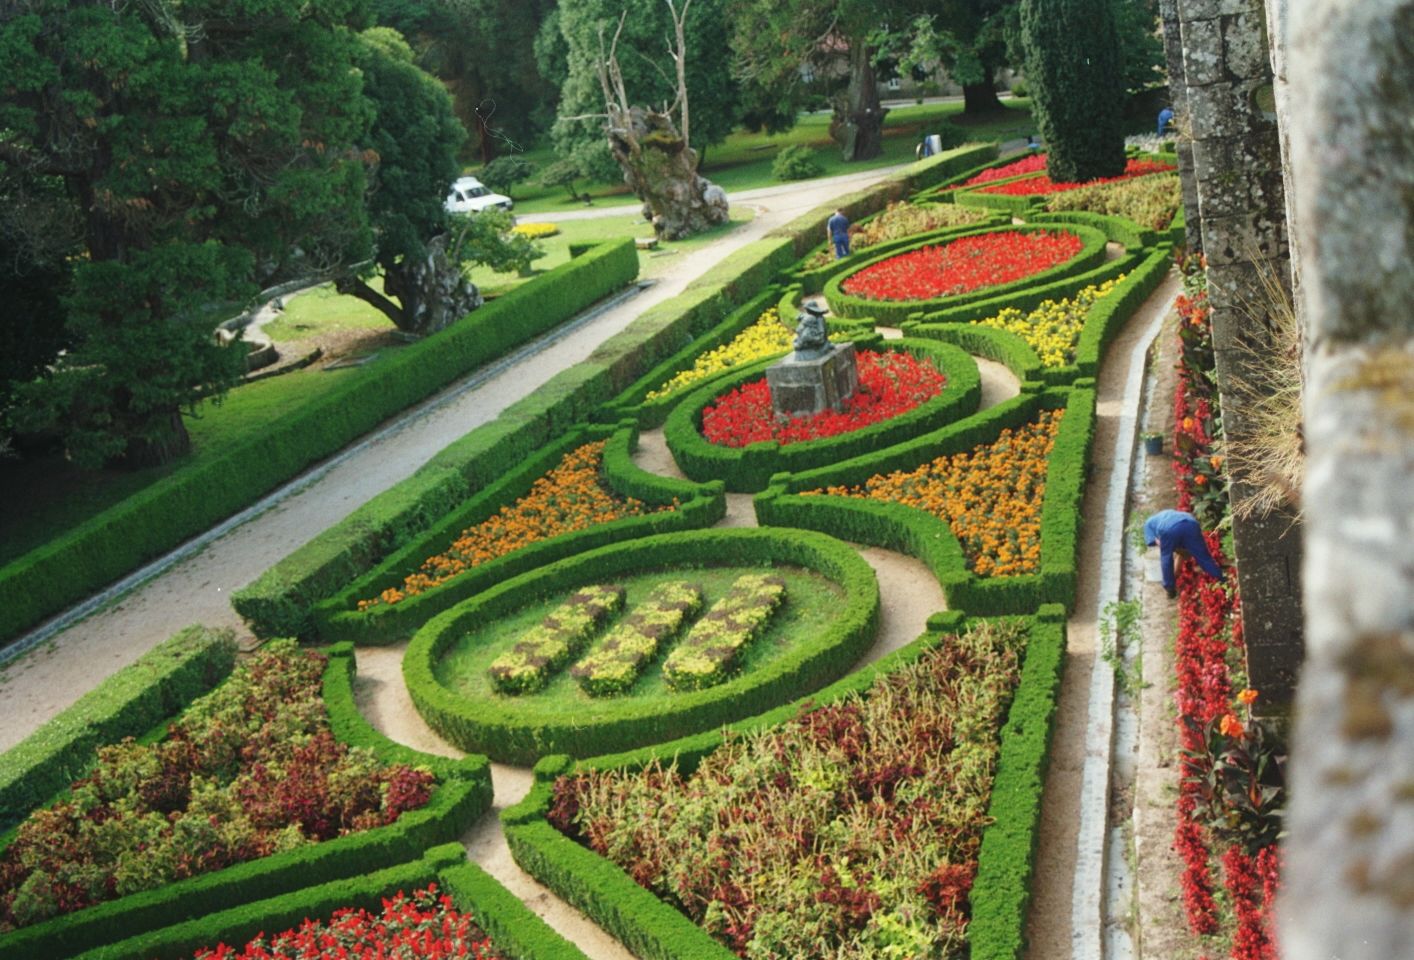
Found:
[491,100,1038,216]
[263,282,392,342]
[434,564,845,710]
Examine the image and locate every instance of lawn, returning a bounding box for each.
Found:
[489,100,1039,216]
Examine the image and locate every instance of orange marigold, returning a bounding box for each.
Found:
[1237,688,1258,706]
[1219,713,1246,738]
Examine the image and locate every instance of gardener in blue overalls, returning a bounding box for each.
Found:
[1143,509,1226,599]
[826,209,851,259]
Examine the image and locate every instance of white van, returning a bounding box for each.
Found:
[444,176,514,216]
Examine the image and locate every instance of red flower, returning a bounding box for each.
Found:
[962,153,1050,185]
[840,230,1083,302]
[976,158,1176,196]
[700,351,946,448]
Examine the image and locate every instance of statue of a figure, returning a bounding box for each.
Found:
[792,303,832,361]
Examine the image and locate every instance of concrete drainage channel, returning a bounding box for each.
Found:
[0,281,653,669]
[1074,286,1176,960]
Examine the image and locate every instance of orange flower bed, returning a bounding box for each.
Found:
[358,442,668,609]
[806,411,1061,577]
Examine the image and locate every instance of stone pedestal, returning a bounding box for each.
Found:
[765,342,859,419]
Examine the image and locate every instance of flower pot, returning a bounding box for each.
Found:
[1143,435,1164,455]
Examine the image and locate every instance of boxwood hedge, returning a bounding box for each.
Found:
[403,527,880,765]
[500,606,1067,960]
[822,223,1110,326]
[661,337,983,492]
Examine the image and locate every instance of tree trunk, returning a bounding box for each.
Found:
[1280,1,1414,958]
[834,40,886,162]
[606,106,728,241]
[339,234,483,337]
[117,407,191,468]
[962,78,1003,114]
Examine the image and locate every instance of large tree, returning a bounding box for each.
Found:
[1,0,376,468]
[1020,0,1127,182]
[334,28,483,335]
[890,1,1013,115]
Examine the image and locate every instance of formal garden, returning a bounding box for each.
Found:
[0,133,1255,958]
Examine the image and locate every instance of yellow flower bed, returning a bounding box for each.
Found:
[357,441,668,609]
[975,275,1126,367]
[511,222,561,239]
[644,307,794,402]
[807,410,1061,577]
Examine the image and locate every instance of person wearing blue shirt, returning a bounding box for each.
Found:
[826,209,851,259]
[1157,106,1175,136]
[1143,509,1226,599]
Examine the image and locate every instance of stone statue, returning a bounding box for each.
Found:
[792,303,832,361]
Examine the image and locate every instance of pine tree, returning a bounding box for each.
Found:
[1020,0,1128,183]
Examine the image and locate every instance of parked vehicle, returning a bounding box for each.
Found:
[444,176,514,216]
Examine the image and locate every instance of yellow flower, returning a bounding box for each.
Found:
[511,222,560,238]
[974,276,1126,368]
[646,308,794,401]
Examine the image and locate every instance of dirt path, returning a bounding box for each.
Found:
[1024,272,1181,958]
[0,170,906,755]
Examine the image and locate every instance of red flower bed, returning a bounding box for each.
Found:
[840,230,1083,302]
[700,350,945,448]
[189,884,504,959]
[977,158,1175,196]
[962,153,1049,185]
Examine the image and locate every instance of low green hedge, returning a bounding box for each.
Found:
[601,286,784,429]
[403,527,880,765]
[1025,208,1155,250]
[905,322,1043,385]
[823,223,1110,327]
[232,144,998,642]
[309,422,725,646]
[0,653,493,960]
[500,608,1067,960]
[754,386,1095,615]
[1,240,638,650]
[661,338,983,492]
[64,845,593,960]
[952,189,1046,217]
[0,625,236,831]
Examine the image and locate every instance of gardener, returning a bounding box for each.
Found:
[826,209,851,259]
[1144,509,1226,599]
[1157,105,1175,136]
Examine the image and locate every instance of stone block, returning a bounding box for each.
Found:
[1222,11,1271,79]
[766,342,859,419]
[1178,0,1258,19]
[1180,17,1226,87]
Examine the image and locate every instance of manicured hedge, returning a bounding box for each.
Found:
[1,240,639,650]
[0,625,237,830]
[823,223,1110,326]
[63,845,594,960]
[1025,208,1155,250]
[661,337,983,492]
[952,189,1046,217]
[754,386,1095,615]
[309,422,724,646]
[905,322,1044,385]
[500,608,1067,960]
[786,217,1008,295]
[403,527,880,765]
[0,652,493,960]
[232,143,1000,641]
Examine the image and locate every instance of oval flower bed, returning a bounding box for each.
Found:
[358,440,669,609]
[701,350,946,448]
[975,157,1175,196]
[548,618,1027,959]
[807,410,1062,577]
[0,641,435,932]
[188,884,503,960]
[962,152,1050,186]
[801,202,992,269]
[840,229,1084,303]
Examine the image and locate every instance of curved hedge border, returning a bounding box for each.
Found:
[906,250,1135,328]
[500,605,1068,960]
[754,386,1095,615]
[786,214,1008,295]
[823,223,1110,326]
[661,337,983,492]
[310,422,725,646]
[231,142,1000,641]
[0,625,236,832]
[1025,208,1156,250]
[0,240,639,651]
[65,844,592,960]
[905,245,1172,387]
[0,650,493,960]
[952,188,1046,217]
[403,527,880,765]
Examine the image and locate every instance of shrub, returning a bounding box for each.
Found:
[772,145,824,182]
[478,155,535,198]
[571,581,704,697]
[487,585,626,695]
[660,573,786,691]
[1043,172,1181,230]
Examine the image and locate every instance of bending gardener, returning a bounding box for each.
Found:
[1143,509,1226,599]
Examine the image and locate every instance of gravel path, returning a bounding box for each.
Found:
[0,170,903,754]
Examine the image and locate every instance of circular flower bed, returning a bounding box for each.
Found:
[701,350,946,448]
[975,157,1175,196]
[839,230,1084,302]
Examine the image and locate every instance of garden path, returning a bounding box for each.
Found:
[0,168,908,755]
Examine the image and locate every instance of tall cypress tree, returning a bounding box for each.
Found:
[1021,0,1128,183]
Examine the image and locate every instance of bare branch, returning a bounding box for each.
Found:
[666,0,692,148]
